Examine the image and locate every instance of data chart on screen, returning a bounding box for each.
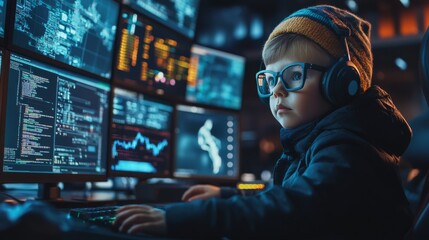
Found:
[114,8,192,100]
[110,87,173,177]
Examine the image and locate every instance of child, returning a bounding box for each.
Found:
[114,5,413,239]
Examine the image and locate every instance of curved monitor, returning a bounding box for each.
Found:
[11,0,119,79]
[114,7,192,100]
[173,104,240,182]
[110,87,174,178]
[0,53,110,183]
[187,44,246,110]
[420,26,429,106]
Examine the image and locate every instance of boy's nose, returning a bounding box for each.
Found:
[272,79,288,98]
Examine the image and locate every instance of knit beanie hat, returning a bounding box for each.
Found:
[265,5,373,91]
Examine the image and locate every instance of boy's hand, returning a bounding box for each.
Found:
[182,184,221,201]
[113,204,166,235]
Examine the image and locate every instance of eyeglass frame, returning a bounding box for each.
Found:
[255,62,327,98]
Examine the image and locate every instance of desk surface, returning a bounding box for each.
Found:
[0,189,182,239]
[1,188,141,208]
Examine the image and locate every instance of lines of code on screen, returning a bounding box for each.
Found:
[3,54,110,175]
[110,88,173,177]
[114,8,191,100]
[12,0,119,78]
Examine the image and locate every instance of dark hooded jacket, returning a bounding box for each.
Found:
[165,85,413,239]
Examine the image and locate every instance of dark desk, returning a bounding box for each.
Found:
[0,189,181,239]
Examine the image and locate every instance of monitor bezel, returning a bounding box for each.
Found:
[172,103,241,184]
[0,51,111,183]
[108,85,175,179]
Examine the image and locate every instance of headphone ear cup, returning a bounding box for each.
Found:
[322,59,361,106]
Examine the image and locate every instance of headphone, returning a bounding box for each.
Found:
[321,27,362,107]
[259,26,362,107]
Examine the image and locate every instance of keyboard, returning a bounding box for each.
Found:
[69,205,120,230]
[69,204,167,231]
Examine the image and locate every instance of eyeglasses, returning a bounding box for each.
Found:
[255,62,327,98]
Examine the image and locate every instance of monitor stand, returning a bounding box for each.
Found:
[37,182,98,202]
[36,183,93,208]
[36,182,136,208]
[37,183,61,201]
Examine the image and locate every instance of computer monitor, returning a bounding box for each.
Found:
[11,0,119,78]
[0,53,110,185]
[114,7,192,100]
[0,0,7,39]
[123,0,200,39]
[187,44,246,110]
[173,104,240,182]
[110,87,174,178]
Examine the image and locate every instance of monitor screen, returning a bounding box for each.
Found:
[1,53,110,182]
[114,8,192,100]
[12,0,119,78]
[110,87,174,178]
[123,0,200,39]
[187,44,246,110]
[0,0,7,38]
[174,105,240,181]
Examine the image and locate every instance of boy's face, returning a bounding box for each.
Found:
[267,42,334,129]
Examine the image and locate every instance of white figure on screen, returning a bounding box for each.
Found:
[197,119,222,174]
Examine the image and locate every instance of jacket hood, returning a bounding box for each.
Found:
[313,85,412,156]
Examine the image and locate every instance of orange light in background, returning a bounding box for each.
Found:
[259,139,275,154]
[378,14,395,38]
[399,8,418,36]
